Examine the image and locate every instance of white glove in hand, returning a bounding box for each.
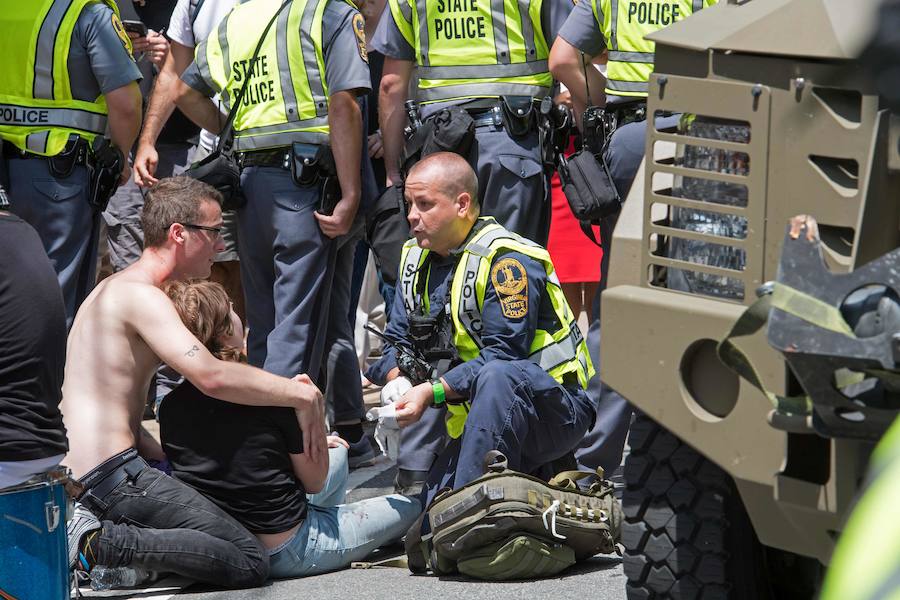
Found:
[380,376,412,406]
[366,404,401,461]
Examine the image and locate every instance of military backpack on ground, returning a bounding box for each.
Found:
[405,452,622,581]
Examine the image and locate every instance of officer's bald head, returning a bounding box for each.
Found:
[407,152,479,215]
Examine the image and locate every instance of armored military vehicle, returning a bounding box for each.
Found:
[599,0,900,597]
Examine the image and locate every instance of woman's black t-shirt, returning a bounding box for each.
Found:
[159,381,307,534]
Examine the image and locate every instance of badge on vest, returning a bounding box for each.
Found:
[491,257,528,319]
[353,13,369,63]
[110,13,135,58]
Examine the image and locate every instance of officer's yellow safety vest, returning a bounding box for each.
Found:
[387,0,552,104]
[398,218,594,438]
[820,416,900,600]
[0,0,126,157]
[591,0,716,97]
[195,0,335,151]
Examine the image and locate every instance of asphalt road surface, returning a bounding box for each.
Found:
[76,456,627,600]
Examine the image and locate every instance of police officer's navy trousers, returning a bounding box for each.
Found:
[421,359,596,506]
[2,159,98,329]
[574,114,682,478]
[471,123,550,246]
[238,167,335,378]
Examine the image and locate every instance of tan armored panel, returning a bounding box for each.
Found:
[602,0,900,563]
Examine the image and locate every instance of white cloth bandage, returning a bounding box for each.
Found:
[365,404,401,461]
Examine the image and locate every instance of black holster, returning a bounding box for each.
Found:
[88,137,124,212]
[49,137,90,180]
[290,142,340,215]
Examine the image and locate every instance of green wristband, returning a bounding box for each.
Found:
[431,380,446,407]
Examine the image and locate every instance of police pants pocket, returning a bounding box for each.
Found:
[498,154,542,182]
[32,177,86,205]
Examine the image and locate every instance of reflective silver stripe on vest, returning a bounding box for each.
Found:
[609,0,619,51]
[519,0,537,61]
[490,0,509,65]
[33,0,76,99]
[233,125,328,151]
[276,6,297,120]
[26,131,50,153]
[608,50,654,63]
[400,244,425,313]
[529,321,582,372]
[0,104,107,133]
[399,0,412,22]
[414,0,430,67]
[218,17,233,108]
[605,79,649,93]
[418,61,548,80]
[299,0,329,118]
[418,82,549,102]
[692,0,703,11]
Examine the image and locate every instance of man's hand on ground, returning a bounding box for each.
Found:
[394,383,432,427]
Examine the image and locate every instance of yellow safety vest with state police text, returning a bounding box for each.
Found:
[591,0,716,97]
[195,0,337,151]
[387,0,553,104]
[0,0,127,156]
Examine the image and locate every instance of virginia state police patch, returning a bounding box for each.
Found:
[110,13,134,57]
[491,257,528,319]
[352,13,368,63]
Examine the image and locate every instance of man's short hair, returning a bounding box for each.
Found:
[409,152,480,214]
[141,177,222,248]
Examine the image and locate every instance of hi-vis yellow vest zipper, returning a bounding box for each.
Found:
[0,0,125,157]
[398,218,594,438]
[195,0,335,151]
[387,0,553,104]
[591,0,716,97]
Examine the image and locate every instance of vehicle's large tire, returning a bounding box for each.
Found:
[622,413,770,600]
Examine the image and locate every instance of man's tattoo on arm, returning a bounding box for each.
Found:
[185,345,200,358]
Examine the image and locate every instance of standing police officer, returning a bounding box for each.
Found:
[372,0,573,246]
[177,0,370,381]
[0,0,143,327]
[368,152,595,503]
[548,0,716,479]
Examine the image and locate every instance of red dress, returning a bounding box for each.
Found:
[547,141,603,283]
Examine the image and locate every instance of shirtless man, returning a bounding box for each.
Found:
[62,176,327,588]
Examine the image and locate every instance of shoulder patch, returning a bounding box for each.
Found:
[491,257,528,319]
[352,12,368,63]
[110,13,134,57]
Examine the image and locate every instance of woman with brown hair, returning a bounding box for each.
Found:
[157,280,420,578]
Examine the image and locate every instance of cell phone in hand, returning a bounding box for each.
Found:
[122,19,148,37]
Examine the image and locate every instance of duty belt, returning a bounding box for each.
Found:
[239,146,292,169]
[469,107,503,128]
[1,137,91,166]
[607,102,676,128]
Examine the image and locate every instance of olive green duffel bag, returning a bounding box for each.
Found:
[405,451,622,581]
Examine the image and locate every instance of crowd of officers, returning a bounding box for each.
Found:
[0,0,726,591]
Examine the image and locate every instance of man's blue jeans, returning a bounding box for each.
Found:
[269,446,421,578]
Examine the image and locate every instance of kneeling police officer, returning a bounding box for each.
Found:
[368,152,596,504]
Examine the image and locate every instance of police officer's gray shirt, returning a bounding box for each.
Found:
[370,0,573,61]
[323,2,372,96]
[557,0,606,56]
[369,7,415,61]
[67,3,142,102]
[182,2,371,99]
